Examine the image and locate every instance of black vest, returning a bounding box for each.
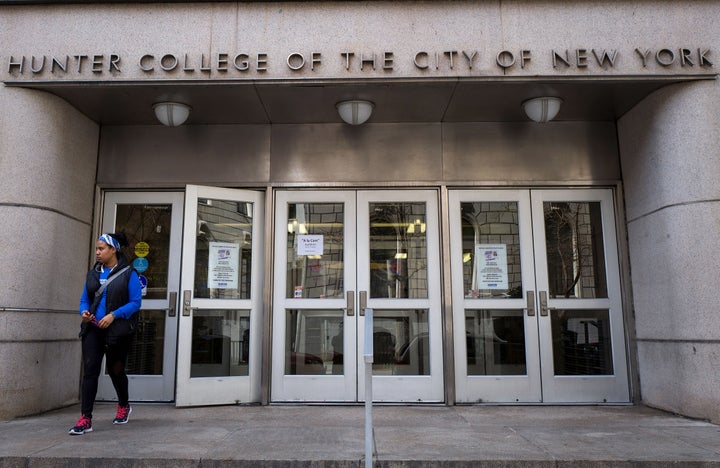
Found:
[85,258,133,316]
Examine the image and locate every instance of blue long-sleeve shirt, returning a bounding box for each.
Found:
[79,267,142,320]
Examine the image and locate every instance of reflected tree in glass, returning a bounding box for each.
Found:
[544,202,607,299]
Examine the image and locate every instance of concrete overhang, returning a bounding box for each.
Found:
[4,75,716,126]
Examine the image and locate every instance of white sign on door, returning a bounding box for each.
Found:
[208,242,240,289]
[475,244,508,290]
[297,234,324,256]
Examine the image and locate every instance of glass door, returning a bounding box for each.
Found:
[175,185,264,406]
[97,192,183,402]
[450,189,629,403]
[271,190,443,402]
[357,190,443,402]
[449,190,541,402]
[531,189,629,402]
[272,191,356,401]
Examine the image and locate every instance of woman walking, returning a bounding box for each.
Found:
[69,232,142,435]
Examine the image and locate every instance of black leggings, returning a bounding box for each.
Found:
[81,324,132,418]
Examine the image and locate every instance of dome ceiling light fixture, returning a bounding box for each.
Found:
[336,100,375,125]
[153,101,191,126]
[522,96,563,123]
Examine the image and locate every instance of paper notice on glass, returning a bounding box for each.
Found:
[475,244,508,290]
[208,242,239,289]
[297,234,323,256]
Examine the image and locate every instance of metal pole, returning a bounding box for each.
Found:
[364,308,374,468]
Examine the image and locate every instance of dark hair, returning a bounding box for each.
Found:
[109,232,129,248]
[109,232,129,261]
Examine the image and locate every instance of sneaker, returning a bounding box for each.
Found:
[113,404,132,424]
[68,415,92,435]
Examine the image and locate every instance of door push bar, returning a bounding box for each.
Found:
[525,291,535,316]
[527,290,554,317]
[167,291,178,317]
[346,290,355,316]
[539,290,555,317]
[182,290,196,317]
[359,291,367,316]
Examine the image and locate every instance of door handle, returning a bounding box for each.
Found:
[346,290,355,316]
[539,291,555,317]
[526,290,535,316]
[182,290,194,317]
[167,291,178,317]
[359,291,367,316]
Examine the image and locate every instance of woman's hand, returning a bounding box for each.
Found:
[98,312,115,329]
[81,311,95,323]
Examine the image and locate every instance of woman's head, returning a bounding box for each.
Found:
[96,232,128,265]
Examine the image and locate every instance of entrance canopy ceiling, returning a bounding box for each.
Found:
[9,77,709,125]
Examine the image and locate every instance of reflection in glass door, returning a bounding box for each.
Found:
[531,189,628,402]
[272,190,443,402]
[449,190,541,402]
[176,185,264,406]
[97,192,183,402]
[450,189,629,403]
[357,191,443,402]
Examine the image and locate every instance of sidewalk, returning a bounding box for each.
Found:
[1,403,719,467]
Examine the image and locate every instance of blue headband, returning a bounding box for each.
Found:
[98,234,120,250]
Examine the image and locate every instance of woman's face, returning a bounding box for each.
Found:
[95,240,117,265]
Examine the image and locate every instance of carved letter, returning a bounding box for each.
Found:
[139,54,154,72]
[257,53,268,72]
[656,49,675,67]
[200,54,211,72]
[8,55,24,74]
[679,49,694,66]
[414,51,429,69]
[30,55,45,73]
[444,50,458,69]
[311,52,322,70]
[74,55,88,73]
[462,51,477,69]
[360,53,375,70]
[576,49,588,68]
[698,48,713,67]
[341,52,354,70]
[217,53,228,71]
[552,50,570,68]
[52,56,68,73]
[160,54,178,71]
[182,54,194,72]
[635,48,651,67]
[287,53,305,70]
[592,49,618,67]
[233,54,249,71]
[109,54,120,72]
[91,55,103,73]
[520,50,531,68]
[496,50,515,69]
[383,52,394,70]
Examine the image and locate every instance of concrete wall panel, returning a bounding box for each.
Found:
[619,81,720,221]
[0,87,98,219]
[637,341,720,424]
[443,121,619,182]
[270,123,443,183]
[627,202,720,341]
[619,79,720,423]
[0,207,90,310]
[0,86,97,419]
[1,2,719,81]
[0,338,80,420]
[98,125,270,187]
